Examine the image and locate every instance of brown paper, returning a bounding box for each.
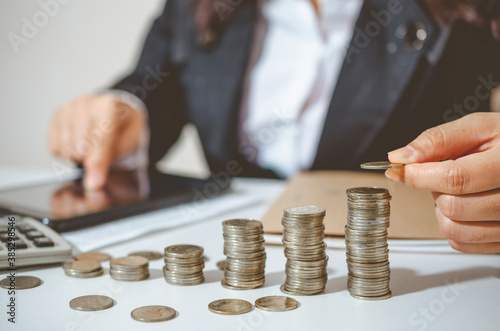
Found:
[261,171,444,239]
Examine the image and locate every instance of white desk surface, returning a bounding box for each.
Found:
[0,167,499,331]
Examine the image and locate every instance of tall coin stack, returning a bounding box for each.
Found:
[163,245,205,285]
[281,206,328,295]
[110,256,149,281]
[345,187,392,300]
[222,219,266,289]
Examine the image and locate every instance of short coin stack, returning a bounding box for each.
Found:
[163,245,205,285]
[222,219,266,289]
[345,187,392,300]
[110,256,149,281]
[63,260,103,278]
[281,206,328,295]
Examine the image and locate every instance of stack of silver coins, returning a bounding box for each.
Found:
[163,244,205,285]
[345,187,392,300]
[281,206,328,295]
[110,256,149,281]
[222,219,266,289]
[63,260,103,278]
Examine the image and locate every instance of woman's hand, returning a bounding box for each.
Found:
[49,94,146,190]
[386,112,500,254]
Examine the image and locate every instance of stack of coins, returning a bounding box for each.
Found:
[110,256,149,281]
[345,187,392,300]
[281,206,328,295]
[63,260,103,278]
[163,245,205,285]
[222,219,266,289]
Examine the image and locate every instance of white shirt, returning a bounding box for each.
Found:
[242,0,362,178]
[115,0,362,178]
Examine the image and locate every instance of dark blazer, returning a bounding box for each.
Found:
[113,0,500,178]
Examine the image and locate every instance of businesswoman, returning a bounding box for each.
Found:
[49,0,500,253]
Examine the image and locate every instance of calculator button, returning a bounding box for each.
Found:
[16,225,36,233]
[0,234,19,242]
[25,231,44,240]
[15,240,28,249]
[33,237,54,247]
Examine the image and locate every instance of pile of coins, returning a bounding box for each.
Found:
[281,206,328,295]
[110,256,149,281]
[222,219,266,289]
[345,187,392,300]
[63,260,103,278]
[163,245,205,285]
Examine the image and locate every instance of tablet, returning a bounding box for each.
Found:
[0,169,230,232]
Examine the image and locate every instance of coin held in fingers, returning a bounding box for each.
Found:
[360,161,403,170]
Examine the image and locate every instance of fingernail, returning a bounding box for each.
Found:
[387,145,416,163]
[84,173,104,191]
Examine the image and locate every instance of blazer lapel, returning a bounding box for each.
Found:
[312,0,440,170]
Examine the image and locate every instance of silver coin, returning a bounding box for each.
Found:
[0,276,42,290]
[69,295,114,311]
[110,256,149,268]
[345,187,392,300]
[63,260,102,274]
[208,299,253,315]
[255,296,299,312]
[360,161,403,170]
[131,305,176,322]
[165,245,204,258]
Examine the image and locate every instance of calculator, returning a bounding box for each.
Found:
[0,216,73,270]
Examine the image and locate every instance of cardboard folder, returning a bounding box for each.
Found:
[261,171,444,239]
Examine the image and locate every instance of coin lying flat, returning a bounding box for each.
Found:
[360,161,403,170]
[208,299,253,315]
[0,276,42,290]
[74,252,111,262]
[128,251,162,261]
[255,296,299,312]
[63,260,103,278]
[69,295,114,311]
[216,260,225,270]
[131,305,177,322]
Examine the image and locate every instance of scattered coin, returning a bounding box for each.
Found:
[74,252,111,262]
[69,295,114,311]
[345,187,392,300]
[208,299,253,315]
[222,219,266,290]
[131,305,177,322]
[128,251,162,261]
[163,244,205,286]
[360,161,403,170]
[0,275,42,290]
[255,296,299,312]
[63,260,103,278]
[216,260,225,270]
[281,206,328,295]
[110,256,149,281]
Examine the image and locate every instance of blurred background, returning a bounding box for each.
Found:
[0,0,209,181]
